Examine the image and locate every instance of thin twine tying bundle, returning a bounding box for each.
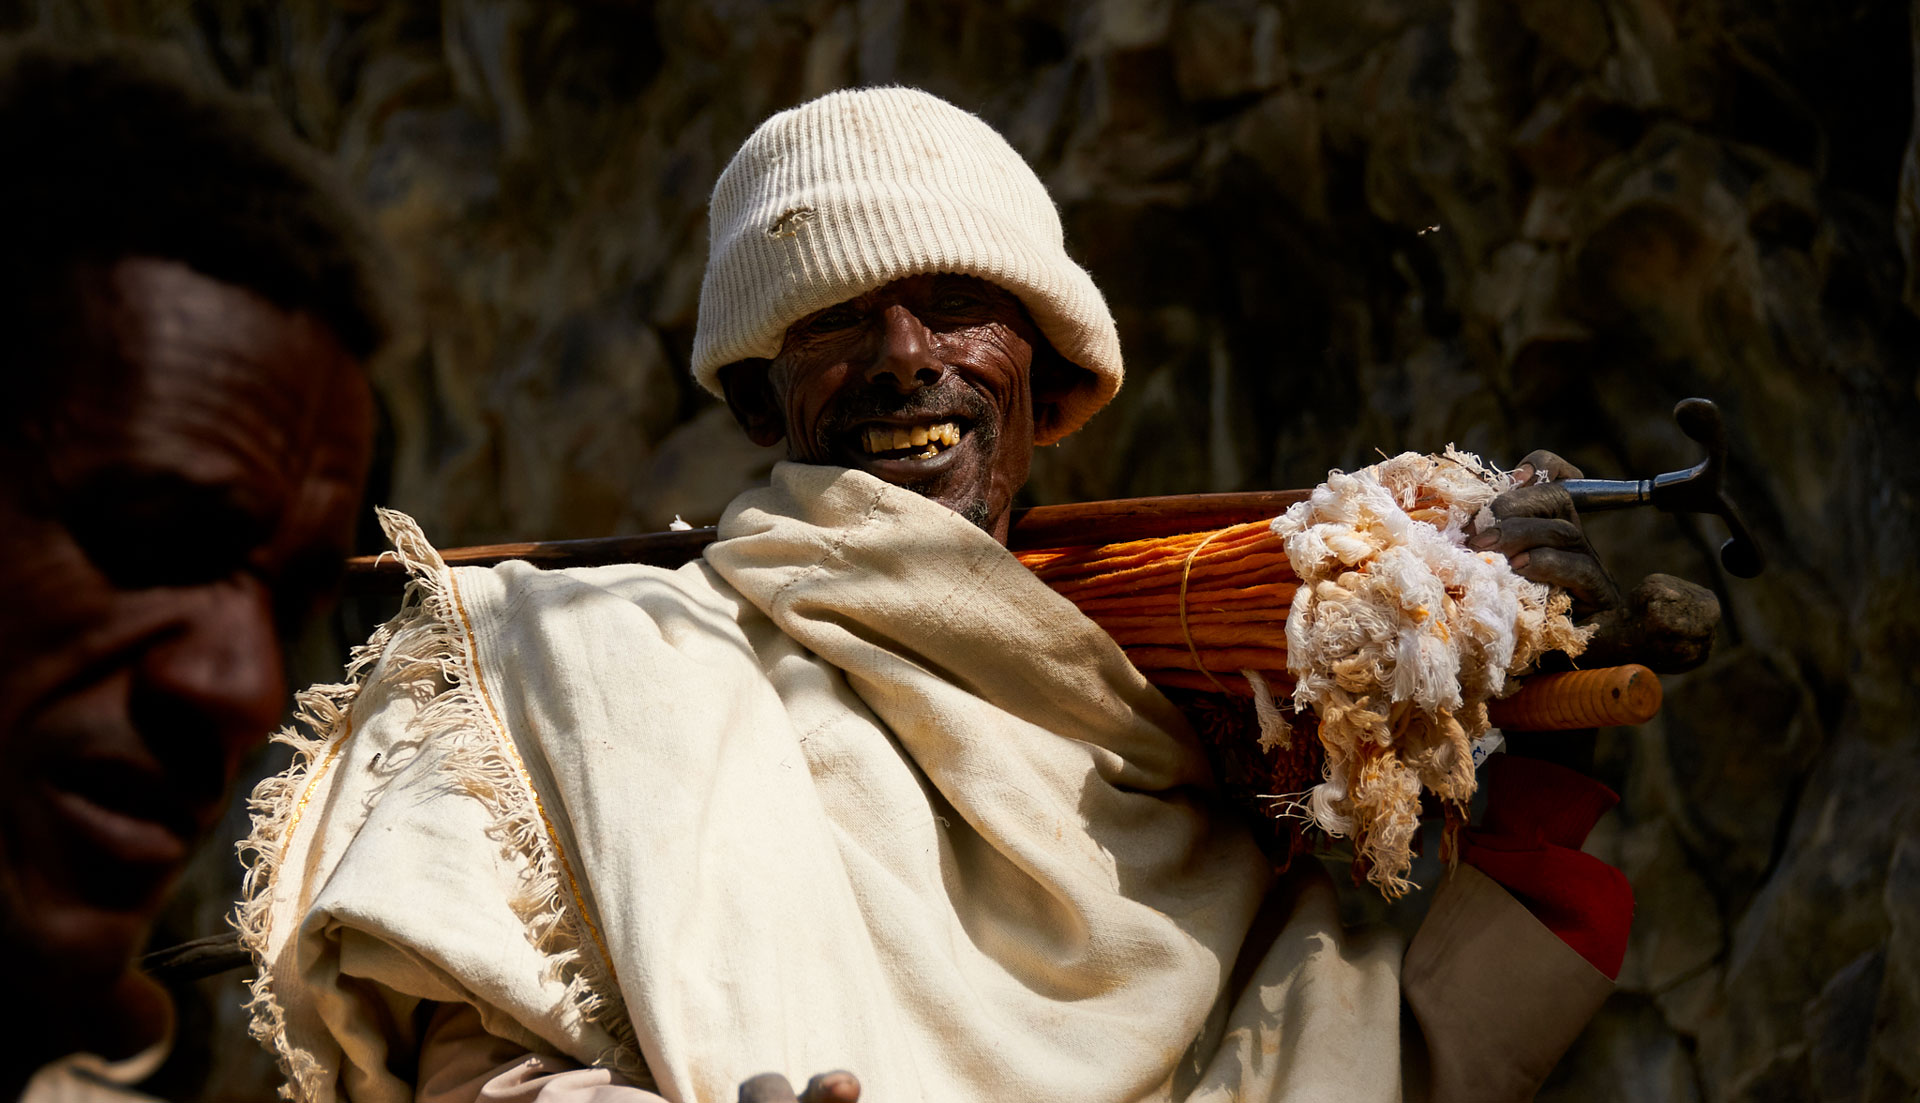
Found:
[1177,527,1232,694]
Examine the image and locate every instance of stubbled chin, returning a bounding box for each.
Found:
[901,470,997,532]
[854,461,994,531]
[806,438,1004,533]
[944,496,994,531]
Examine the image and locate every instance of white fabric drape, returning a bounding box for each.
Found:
[242,463,1409,1103]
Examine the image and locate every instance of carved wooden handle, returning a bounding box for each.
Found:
[1486,664,1663,730]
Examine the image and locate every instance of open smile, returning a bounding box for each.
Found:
[852,418,965,459]
[842,417,971,479]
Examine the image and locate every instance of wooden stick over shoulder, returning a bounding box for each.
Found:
[342,489,1312,594]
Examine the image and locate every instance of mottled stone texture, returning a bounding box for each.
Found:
[5,1,1916,1100]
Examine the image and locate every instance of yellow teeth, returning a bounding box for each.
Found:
[860,421,960,455]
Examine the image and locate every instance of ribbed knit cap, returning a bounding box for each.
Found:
[694,86,1123,445]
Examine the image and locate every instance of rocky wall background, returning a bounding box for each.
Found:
[4,0,1917,1100]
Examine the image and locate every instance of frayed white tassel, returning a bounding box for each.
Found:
[1271,449,1589,897]
[1244,669,1292,752]
[1303,780,1357,838]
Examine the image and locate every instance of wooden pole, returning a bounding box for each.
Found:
[342,489,1312,594]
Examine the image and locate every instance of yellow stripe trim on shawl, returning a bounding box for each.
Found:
[446,568,624,994]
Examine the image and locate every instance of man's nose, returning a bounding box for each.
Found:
[131,576,287,787]
[863,305,943,393]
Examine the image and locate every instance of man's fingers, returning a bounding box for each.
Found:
[1581,573,1721,672]
[1467,516,1585,557]
[739,1070,860,1103]
[802,1071,862,1103]
[1489,482,1578,522]
[1514,449,1585,484]
[1508,546,1617,611]
[739,1073,801,1103]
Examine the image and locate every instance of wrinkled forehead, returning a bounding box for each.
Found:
[34,258,373,499]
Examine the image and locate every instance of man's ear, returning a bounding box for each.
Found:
[1029,342,1095,442]
[718,359,786,447]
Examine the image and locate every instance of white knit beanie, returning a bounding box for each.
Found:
[693,86,1123,445]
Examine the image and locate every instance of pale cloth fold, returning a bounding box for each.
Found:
[242,463,1422,1103]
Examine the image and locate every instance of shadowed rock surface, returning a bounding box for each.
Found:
[4,1,1915,1099]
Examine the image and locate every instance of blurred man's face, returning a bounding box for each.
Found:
[720,274,1048,543]
[0,258,374,1064]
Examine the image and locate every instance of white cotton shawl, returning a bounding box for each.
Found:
[239,463,1408,1103]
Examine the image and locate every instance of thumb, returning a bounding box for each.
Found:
[803,1071,862,1102]
[739,1073,801,1103]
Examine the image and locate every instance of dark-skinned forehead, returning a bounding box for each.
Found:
[38,260,360,434]
[27,259,373,533]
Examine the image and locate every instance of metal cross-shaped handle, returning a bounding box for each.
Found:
[1557,398,1764,578]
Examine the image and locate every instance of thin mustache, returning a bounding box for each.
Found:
[821,382,993,438]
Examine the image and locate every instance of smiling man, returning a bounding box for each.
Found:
[243,88,1669,1103]
[716,272,1071,543]
[698,87,1115,548]
[0,40,386,1098]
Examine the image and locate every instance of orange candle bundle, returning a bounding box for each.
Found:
[1021,521,1659,737]
[1018,519,1302,699]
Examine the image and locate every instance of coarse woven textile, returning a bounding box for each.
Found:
[237,462,1414,1103]
[692,87,1123,445]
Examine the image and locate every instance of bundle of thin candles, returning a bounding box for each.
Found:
[1017,518,1300,699]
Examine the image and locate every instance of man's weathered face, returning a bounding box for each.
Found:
[722,274,1047,542]
[0,258,374,1058]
